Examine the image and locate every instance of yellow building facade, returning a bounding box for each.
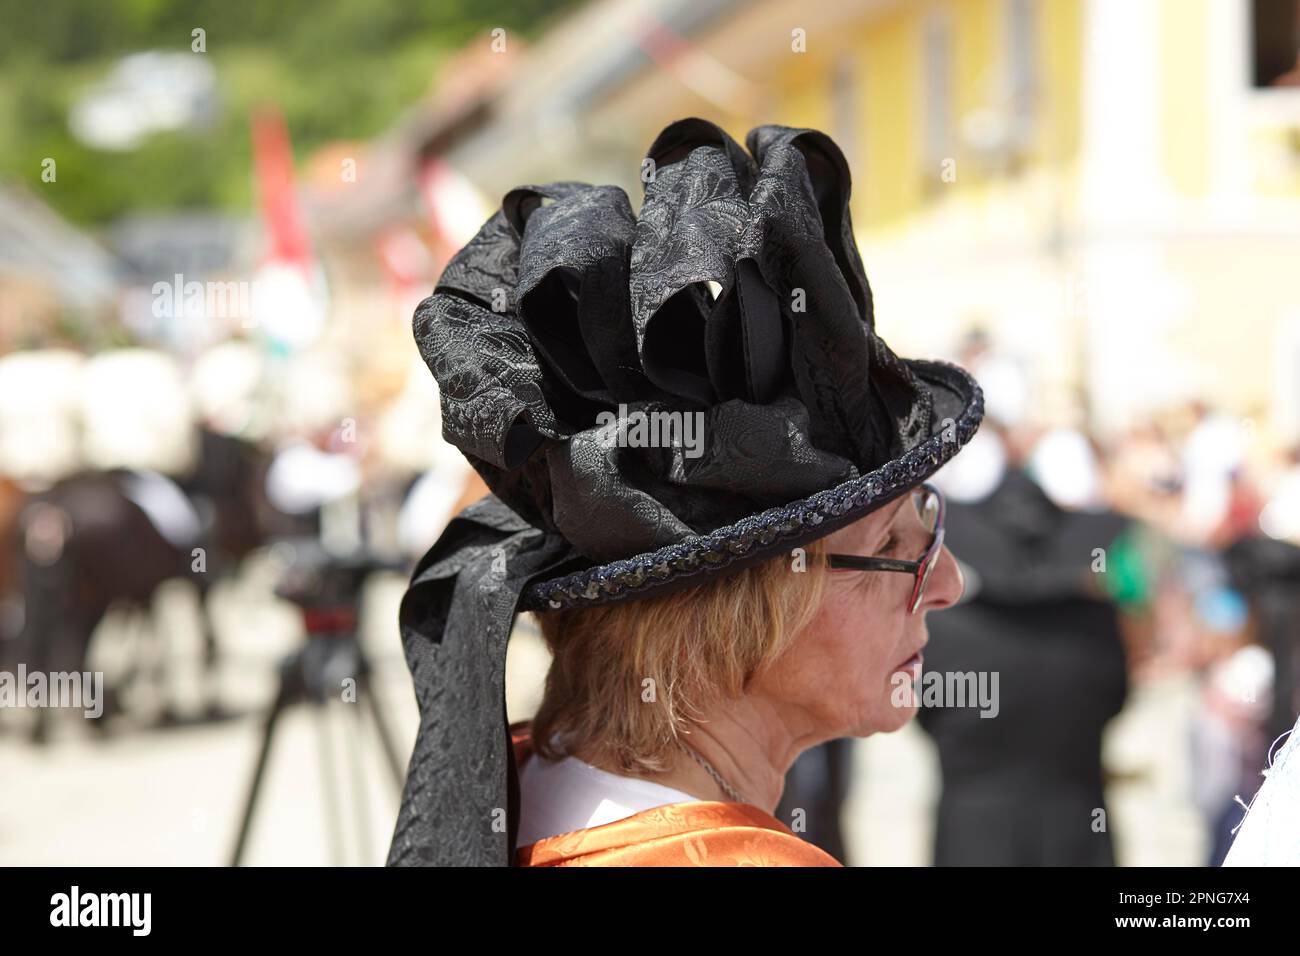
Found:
[444,0,1300,446]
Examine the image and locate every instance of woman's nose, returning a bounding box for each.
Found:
[921,545,964,611]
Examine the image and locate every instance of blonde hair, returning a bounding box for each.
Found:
[530,539,830,776]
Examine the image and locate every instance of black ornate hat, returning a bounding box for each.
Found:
[387,118,984,866]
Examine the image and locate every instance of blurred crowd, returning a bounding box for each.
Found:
[916,329,1300,867]
[0,335,474,740]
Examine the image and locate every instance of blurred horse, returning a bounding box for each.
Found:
[0,428,277,743]
[178,427,283,661]
[2,471,183,742]
[0,477,25,645]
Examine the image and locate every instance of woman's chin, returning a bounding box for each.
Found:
[847,703,916,737]
[876,701,919,733]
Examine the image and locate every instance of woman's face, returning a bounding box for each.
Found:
[758,489,965,742]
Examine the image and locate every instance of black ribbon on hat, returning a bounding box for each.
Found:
[386,495,575,866]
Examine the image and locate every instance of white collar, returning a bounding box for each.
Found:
[517,747,699,847]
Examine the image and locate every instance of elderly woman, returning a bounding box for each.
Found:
[387,118,984,867]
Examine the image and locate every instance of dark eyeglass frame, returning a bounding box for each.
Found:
[824,482,946,614]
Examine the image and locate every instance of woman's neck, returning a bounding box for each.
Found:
[584,700,815,815]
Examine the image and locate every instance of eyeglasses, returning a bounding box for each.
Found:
[824,482,946,615]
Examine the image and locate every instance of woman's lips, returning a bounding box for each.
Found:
[894,651,924,675]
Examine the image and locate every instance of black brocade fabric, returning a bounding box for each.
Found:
[386,495,572,866]
[389,118,973,867]
[414,118,933,563]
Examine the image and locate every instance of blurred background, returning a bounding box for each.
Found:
[2,0,1300,866]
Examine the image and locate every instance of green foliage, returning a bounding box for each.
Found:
[0,0,580,225]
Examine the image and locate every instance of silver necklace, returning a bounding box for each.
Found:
[676,740,748,805]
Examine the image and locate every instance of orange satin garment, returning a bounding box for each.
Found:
[511,722,843,867]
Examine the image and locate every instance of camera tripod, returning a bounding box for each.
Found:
[229,606,406,866]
